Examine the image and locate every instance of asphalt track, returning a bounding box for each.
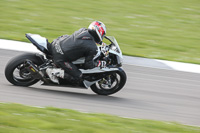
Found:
[0,49,200,126]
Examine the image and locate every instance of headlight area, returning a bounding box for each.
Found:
[110,45,120,54]
[108,53,122,67]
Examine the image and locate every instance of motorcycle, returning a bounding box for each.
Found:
[5,33,127,95]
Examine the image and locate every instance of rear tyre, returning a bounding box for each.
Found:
[90,69,127,95]
[5,53,44,86]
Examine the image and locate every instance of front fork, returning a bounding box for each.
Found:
[99,75,112,87]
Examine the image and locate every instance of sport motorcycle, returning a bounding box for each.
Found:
[5,33,127,95]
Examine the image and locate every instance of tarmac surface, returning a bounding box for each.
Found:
[0,49,200,126]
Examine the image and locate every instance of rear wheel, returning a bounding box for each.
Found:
[5,53,44,86]
[90,69,126,95]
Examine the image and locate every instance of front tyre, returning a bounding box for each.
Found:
[90,68,127,95]
[5,53,44,86]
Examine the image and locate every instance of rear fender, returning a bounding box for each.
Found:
[35,53,46,64]
[9,53,45,65]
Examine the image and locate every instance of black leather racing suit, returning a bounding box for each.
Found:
[50,28,98,80]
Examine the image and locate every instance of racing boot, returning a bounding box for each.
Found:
[46,68,83,85]
[46,68,64,84]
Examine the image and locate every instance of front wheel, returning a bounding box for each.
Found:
[5,53,44,86]
[90,68,127,95]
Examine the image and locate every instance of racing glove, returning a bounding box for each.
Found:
[96,60,107,68]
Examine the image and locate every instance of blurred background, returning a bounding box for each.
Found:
[1,1,200,131]
[0,0,199,63]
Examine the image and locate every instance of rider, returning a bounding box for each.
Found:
[46,21,107,84]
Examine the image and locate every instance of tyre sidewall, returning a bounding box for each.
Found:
[5,53,43,86]
[90,69,127,95]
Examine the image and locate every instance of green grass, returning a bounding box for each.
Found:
[0,0,200,64]
[0,103,200,133]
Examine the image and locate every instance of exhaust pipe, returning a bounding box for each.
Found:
[24,60,43,79]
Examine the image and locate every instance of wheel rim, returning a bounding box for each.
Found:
[96,73,120,91]
[13,63,35,83]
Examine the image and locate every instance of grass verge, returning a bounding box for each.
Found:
[0,103,200,133]
[0,0,200,64]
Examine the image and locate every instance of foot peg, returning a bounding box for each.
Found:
[45,68,60,84]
